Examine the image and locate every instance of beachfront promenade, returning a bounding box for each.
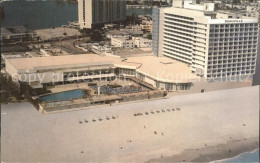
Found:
[1,86,259,162]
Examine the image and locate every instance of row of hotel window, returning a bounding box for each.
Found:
[208,56,256,60]
[210,23,258,28]
[165,13,194,21]
[208,53,257,57]
[164,17,194,25]
[164,32,204,42]
[165,17,208,29]
[209,41,257,46]
[210,33,258,37]
[210,28,258,33]
[206,71,255,78]
[208,66,255,70]
[208,61,256,65]
[209,47,257,50]
[209,37,257,42]
[165,21,195,29]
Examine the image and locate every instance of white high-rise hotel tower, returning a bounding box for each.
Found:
[78,0,126,29]
[152,0,259,79]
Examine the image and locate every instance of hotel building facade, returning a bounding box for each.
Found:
[152,0,259,79]
[78,0,126,29]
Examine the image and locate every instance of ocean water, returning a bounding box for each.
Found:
[220,149,259,163]
[0,0,152,30]
[0,0,78,29]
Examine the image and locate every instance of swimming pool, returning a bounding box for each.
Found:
[39,89,86,102]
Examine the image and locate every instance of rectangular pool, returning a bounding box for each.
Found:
[39,89,86,102]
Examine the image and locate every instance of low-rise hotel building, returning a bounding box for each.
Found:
[5,54,199,91]
[152,0,259,79]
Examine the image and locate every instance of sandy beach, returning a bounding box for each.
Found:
[1,86,259,162]
[148,137,259,162]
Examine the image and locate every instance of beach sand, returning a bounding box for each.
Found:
[1,86,259,162]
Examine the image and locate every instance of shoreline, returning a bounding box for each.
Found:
[147,137,259,162]
[211,148,259,163]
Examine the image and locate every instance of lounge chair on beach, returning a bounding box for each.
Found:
[85,120,88,123]
[156,110,160,113]
[162,109,165,112]
[151,110,154,114]
[145,112,149,115]
[79,121,82,124]
[92,119,96,122]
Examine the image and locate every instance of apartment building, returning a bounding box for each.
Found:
[111,37,134,48]
[133,37,152,48]
[78,0,126,29]
[121,25,143,32]
[106,30,131,39]
[111,36,152,48]
[141,20,153,32]
[152,0,258,79]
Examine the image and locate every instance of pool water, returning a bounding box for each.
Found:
[39,89,85,102]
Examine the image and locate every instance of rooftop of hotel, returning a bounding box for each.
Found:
[127,56,200,83]
[7,54,200,83]
[170,1,258,20]
[6,54,138,70]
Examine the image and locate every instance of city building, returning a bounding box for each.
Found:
[111,37,134,48]
[5,54,199,90]
[121,25,143,32]
[133,37,152,48]
[91,44,114,56]
[106,30,143,39]
[111,36,152,48]
[246,4,259,19]
[78,0,127,29]
[106,30,131,39]
[152,0,259,79]
[141,20,153,32]
[1,26,37,43]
